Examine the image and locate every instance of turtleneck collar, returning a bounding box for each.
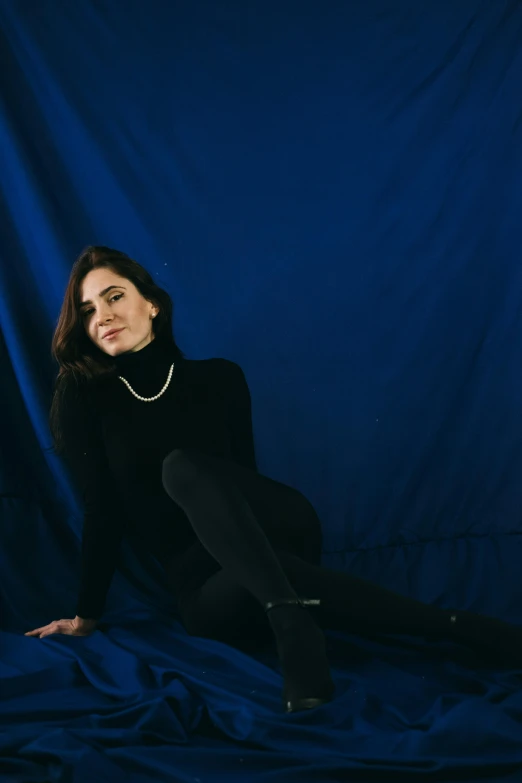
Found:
[112,335,179,396]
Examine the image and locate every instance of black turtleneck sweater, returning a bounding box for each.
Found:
[58,337,257,620]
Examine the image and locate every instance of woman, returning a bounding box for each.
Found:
[26,246,521,713]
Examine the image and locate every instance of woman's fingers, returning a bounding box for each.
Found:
[25,623,57,637]
[25,619,92,638]
[39,625,57,638]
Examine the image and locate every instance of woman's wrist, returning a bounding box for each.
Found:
[74,615,98,629]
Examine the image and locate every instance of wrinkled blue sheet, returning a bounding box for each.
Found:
[1,1,522,780]
[3,617,522,782]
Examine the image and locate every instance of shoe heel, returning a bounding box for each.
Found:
[286,691,334,713]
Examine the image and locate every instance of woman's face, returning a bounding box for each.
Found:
[79,267,158,356]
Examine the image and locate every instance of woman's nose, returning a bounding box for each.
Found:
[97,307,113,324]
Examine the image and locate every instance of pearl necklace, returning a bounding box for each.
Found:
[118,363,175,402]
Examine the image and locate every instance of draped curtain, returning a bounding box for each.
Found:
[1,2,521,780]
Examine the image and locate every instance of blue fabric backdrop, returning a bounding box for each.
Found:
[1,1,522,780]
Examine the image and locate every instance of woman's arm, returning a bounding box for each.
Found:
[59,377,125,621]
[220,360,258,472]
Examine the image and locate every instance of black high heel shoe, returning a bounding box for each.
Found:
[264,597,335,713]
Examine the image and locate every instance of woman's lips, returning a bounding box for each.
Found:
[104,328,124,340]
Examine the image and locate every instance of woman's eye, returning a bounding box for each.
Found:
[82,293,123,318]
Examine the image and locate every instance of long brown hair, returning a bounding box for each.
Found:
[48,245,184,454]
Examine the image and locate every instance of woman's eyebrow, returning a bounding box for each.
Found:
[80,285,126,308]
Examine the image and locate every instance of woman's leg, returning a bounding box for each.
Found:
[161,448,334,710]
[175,548,522,667]
[176,567,271,652]
[161,448,316,607]
[164,451,522,667]
[280,552,522,665]
[163,449,446,638]
[178,450,324,567]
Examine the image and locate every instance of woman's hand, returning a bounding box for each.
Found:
[25,616,97,638]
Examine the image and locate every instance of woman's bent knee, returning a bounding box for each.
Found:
[162,449,199,498]
[162,448,188,475]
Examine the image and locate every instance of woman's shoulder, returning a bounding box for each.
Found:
[183,357,243,380]
[55,372,107,423]
[57,371,100,399]
[182,359,249,403]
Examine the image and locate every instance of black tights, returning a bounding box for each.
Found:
[161,449,521,662]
